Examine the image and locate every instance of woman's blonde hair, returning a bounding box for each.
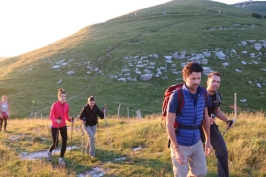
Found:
[2,95,7,99]
[88,95,95,102]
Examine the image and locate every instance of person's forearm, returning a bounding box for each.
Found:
[166,112,179,148]
[203,109,210,141]
[216,109,229,122]
[166,126,178,148]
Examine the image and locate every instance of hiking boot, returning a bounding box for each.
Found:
[90,155,95,159]
[47,152,52,161]
[58,158,65,167]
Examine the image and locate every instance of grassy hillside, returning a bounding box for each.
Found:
[0,57,7,60]
[0,112,265,176]
[0,0,265,118]
[235,1,266,14]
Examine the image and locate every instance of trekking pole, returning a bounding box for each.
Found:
[222,93,237,136]
[54,116,61,156]
[70,116,74,160]
[81,129,84,154]
[103,104,112,150]
[81,117,86,155]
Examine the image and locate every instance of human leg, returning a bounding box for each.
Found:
[84,125,97,157]
[3,118,7,131]
[59,126,68,158]
[187,140,207,177]
[210,124,229,177]
[0,118,3,131]
[47,127,59,161]
[48,127,59,153]
[170,144,193,177]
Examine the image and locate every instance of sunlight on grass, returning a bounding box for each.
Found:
[0,111,265,176]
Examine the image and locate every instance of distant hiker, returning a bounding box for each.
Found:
[78,95,105,159]
[207,71,233,177]
[47,88,73,166]
[166,62,212,177]
[0,95,10,132]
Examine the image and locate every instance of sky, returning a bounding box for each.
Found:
[0,0,258,57]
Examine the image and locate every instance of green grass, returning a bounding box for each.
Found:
[0,0,265,118]
[0,111,266,176]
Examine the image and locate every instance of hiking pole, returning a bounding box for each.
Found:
[222,93,237,136]
[54,116,61,156]
[103,104,112,150]
[70,116,74,160]
[81,117,86,155]
[207,119,235,158]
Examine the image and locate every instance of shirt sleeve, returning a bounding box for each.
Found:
[65,105,71,122]
[79,107,86,120]
[96,106,104,119]
[49,103,56,122]
[205,93,212,107]
[167,90,178,113]
[217,93,222,107]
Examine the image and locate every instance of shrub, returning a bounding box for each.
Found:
[252,12,262,19]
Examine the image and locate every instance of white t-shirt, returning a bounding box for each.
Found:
[1,102,8,112]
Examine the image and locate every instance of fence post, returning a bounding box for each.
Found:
[136,109,141,120]
[117,103,121,119]
[127,107,130,121]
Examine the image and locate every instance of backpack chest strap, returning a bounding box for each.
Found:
[178,124,200,130]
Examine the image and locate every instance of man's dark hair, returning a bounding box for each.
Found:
[182,62,203,79]
[208,71,221,79]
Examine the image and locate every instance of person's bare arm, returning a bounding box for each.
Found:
[202,107,212,156]
[166,112,185,164]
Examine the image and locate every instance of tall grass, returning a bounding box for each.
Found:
[0,111,265,176]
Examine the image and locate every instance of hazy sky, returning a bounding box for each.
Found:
[0,0,257,57]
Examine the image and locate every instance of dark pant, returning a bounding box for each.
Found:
[0,118,7,131]
[49,126,67,158]
[210,124,229,177]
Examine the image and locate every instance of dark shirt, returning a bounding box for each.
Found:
[208,92,222,116]
[190,92,198,105]
[79,104,104,126]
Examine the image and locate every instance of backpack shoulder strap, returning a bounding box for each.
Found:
[216,92,222,102]
[176,88,184,114]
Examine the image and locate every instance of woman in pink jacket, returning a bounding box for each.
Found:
[47,88,72,166]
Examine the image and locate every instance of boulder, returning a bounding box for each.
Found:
[140,74,153,81]
[254,43,262,51]
[117,78,127,82]
[215,51,226,60]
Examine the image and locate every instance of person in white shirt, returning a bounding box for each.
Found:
[0,95,10,132]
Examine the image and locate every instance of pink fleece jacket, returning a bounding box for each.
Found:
[49,101,71,128]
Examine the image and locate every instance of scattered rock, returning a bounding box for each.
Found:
[132,146,142,151]
[140,74,153,81]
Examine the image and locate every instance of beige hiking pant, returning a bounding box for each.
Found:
[170,140,207,177]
